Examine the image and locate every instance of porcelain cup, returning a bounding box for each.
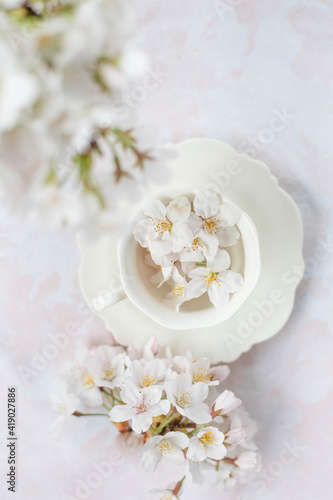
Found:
[113,187,262,330]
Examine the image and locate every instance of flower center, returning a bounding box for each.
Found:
[158,440,174,455]
[134,399,149,414]
[177,390,192,408]
[142,374,158,388]
[204,217,220,234]
[200,431,217,447]
[80,371,94,387]
[153,218,172,235]
[103,364,115,380]
[193,368,212,383]
[205,273,221,287]
[56,404,67,416]
[172,284,185,297]
[188,238,204,251]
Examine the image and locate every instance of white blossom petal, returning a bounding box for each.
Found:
[216,226,240,247]
[211,365,230,384]
[132,411,153,433]
[187,437,206,462]
[171,222,194,251]
[219,270,244,293]
[208,249,231,271]
[142,444,161,472]
[207,443,226,460]
[167,431,190,449]
[133,218,155,247]
[235,451,258,471]
[187,212,203,236]
[149,399,170,417]
[193,190,220,219]
[214,390,242,414]
[144,199,167,219]
[184,403,212,424]
[109,404,135,423]
[166,196,191,223]
[218,202,242,226]
[184,278,207,300]
[207,282,230,308]
[225,428,246,445]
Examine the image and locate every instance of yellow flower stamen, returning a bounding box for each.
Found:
[177,390,192,407]
[153,218,172,235]
[204,217,221,235]
[158,440,174,455]
[80,371,94,387]
[200,431,217,447]
[193,368,212,383]
[205,273,221,287]
[187,238,204,252]
[142,374,158,388]
[103,365,115,380]
[172,284,184,297]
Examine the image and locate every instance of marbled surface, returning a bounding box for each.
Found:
[1,1,333,499]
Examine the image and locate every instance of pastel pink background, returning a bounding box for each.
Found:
[1,1,333,499]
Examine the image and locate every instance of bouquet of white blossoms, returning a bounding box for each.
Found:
[51,338,261,498]
[133,189,244,311]
[0,0,168,231]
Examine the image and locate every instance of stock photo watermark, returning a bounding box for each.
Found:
[238,107,296,159]
[114,65,169,121]
[224,233,333,352]
[237,439,308,499]
[200,106,297,196]
[61,450,125,500]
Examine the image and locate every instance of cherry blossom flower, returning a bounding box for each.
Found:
[185,249,243,308]
[50,391,80,439]
[52,339,261,497]
[151,490,178,500]
[187,426,226,462]
[165,373,211,424]
[109,385,170,434]
[127,337,159,361]
[145,251,178,288]
[234,451,259,471]
[133,197,194,262]
[164,347,193,377]
[66,350,103,407]
[164,267,191,312]
[128,358,167,390]
[142,431,189,472]
[85,345,128,390]
[184,459,207,486]
[191,190,241,247]
[179,232,218,263]
[189,357,230,386]
[213,390,242,415]
[229,409,258,449]
[225,428,246,446]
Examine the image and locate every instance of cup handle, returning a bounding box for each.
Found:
[91,285,127,311]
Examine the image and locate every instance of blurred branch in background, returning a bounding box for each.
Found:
[0,0,170,234]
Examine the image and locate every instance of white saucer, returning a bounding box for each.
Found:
[78,139,304,363]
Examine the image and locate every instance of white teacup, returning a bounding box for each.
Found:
[116,188,261,330]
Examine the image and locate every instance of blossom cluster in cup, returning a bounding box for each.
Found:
[51,338,260,497]
[133,189,244,310]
